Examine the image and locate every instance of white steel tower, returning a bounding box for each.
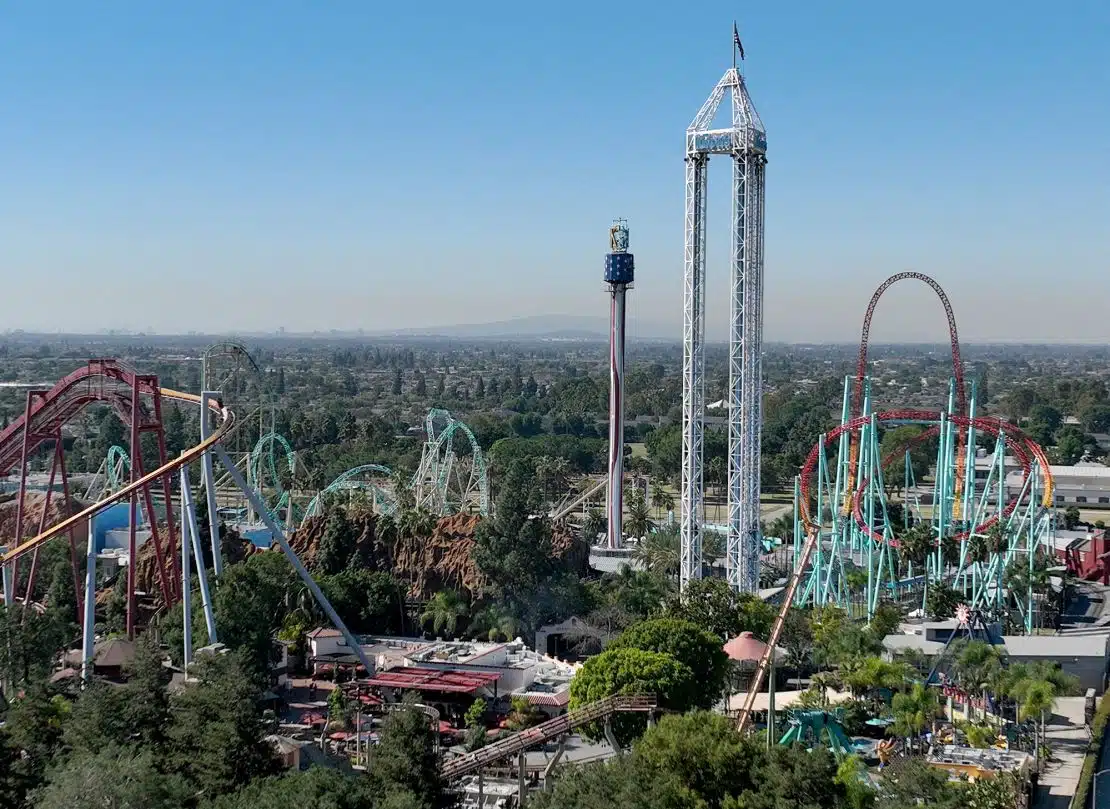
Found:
[604,220,634,549]
[680,42,767,593]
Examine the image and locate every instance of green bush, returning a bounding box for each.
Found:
[1072,694,1110,809]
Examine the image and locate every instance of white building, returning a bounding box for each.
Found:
[1006,464,1110,508]
[882,621,1110,693]
[306,629,578,709]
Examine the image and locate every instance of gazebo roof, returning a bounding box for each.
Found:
[724,631,769,663]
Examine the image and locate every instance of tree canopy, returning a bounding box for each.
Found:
[568,647,697,746]
[608,618,730,709]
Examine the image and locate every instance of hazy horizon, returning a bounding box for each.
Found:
[6,312,1110,349]
[2,2,1107,343]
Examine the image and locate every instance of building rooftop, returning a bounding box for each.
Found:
[883,630,1109,660]
[1007,463,1110,482]
[1001,633,1108,659]
[365,667,500,694]
[511,654,579,707]
[883,634,946,656]
[407,640,509,666]
[927,744,1032,773]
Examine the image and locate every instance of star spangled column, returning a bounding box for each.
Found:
[604,220,634,549]
[681,52,767,593]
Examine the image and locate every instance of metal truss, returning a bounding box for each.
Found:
[682,65,767,593]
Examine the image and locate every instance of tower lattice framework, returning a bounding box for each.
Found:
[681,64,767,593]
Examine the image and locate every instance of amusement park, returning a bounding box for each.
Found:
[1,12,1106,809]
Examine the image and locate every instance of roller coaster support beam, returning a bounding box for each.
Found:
[1,562,10,609]
[213,444,375,674]
[11,390,45,604]
[22,428,79,623]
[180,462,217,649]
[127,383,141,638]
[122,380,179,635]
[55,432,83,627]
[81,517,96,681]
[181,474,192,668]
[149,386,180,586]
[200,391,223,579]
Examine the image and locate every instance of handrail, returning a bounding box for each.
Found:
[0,389,233,567]
[440,693,656,780]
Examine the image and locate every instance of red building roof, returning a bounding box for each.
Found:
[365,667,500,694]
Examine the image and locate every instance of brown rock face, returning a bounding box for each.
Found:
[287,512,588,601]
[0,491,90,546]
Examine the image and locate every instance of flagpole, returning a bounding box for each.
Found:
[733,22,737,72]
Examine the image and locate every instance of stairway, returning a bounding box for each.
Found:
[440,694,657,781]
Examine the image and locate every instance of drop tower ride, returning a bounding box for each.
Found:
[605,220,634,549]
[681,34,767,592]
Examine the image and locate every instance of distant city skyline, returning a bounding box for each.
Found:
[2,2,1107,342]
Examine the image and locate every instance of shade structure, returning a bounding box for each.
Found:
[724,631,772,663]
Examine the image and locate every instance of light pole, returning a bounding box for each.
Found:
[1093,768,1110,808]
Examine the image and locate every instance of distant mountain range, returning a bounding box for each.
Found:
[372,314,679,341]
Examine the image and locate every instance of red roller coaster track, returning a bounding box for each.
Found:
[0,360,234,636]
[853,272,967,417]
[844,273,974,519]
[737,274,1052,735]
[813,272,1052,538]
[800,410,1053,543]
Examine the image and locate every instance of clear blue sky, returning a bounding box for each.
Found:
[1,1,1107,341]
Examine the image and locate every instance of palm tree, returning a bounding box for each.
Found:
[582,508,606,544]
[399,507,438,540]
[1015,677,1056,761]
[809,671,840,708]
[421,590,469,638]
[842,656,913,698]
[633,525,679,577]
[466,602,520,642]
[535,456,570,506]
[898,523,935,608]
[609,566,672,617]
[1006,551,1055,629]
[966,532,991,567]
[952,640,1005,722]
[701,530,725,567]
[986,521,1008,555]
[899,524,933,574]
[625,487,653,539]
[376,514,398,543]
[766,514,793,542]
[650,486,674,517]
[1005,661,1074,756]
[891,683,942,754]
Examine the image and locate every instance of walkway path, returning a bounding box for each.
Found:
[1036,697,1090,809]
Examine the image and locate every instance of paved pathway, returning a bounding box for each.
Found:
[1036,697,1090,809]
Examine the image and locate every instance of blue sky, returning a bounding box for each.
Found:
[1,1,1107,341]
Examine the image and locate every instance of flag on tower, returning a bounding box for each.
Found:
[733,22,745,61]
